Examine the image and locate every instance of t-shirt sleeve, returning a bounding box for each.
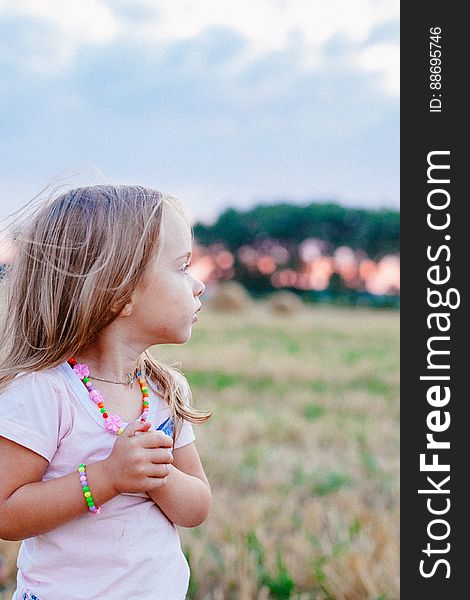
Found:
[0,372,72,462]
[174,375,196,450]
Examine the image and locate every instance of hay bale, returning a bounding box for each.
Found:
[209,281,251,312]
[268,290,304,314]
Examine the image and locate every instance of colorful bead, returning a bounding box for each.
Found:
[77,464,101,515]
[73,363,89,379]
[68,359,150,436]
[105,415,123,434]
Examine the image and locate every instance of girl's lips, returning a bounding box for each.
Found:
[192,305,201,323]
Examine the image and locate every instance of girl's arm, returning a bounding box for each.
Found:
[0,421,172,541]
[147,442,211,527]
[0,437,118,541]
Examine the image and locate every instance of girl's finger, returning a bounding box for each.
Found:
[122,420,152,437]
[145,463,171,479]
[148,448,174,465]
[139,431,173,449]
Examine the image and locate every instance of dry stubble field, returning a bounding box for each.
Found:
[0,303,399,599]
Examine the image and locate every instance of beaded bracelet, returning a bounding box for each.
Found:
[78,463,101,515]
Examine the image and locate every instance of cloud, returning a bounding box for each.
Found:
[0,0,399,94]
[357,42,400,95]
[0,26,398,214]
[0,0,399,221]
[1,0,121,43]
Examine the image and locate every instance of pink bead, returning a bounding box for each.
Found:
[105,415,122,433]
[80,475,87,482]
[89,389,103,403]
[73,363,89,379]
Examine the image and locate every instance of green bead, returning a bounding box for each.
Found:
[83,486,89,492]
[87,497,94,504]
[83,377,89,383]
[141,387,148,393]
[100,408,106,413]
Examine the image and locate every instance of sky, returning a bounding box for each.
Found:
[0,0,399,225]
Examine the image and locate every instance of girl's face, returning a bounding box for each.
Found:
[128,205,205,345]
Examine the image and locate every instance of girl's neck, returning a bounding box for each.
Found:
[75,354,139,382]
[75,311,152,381]
[75,338,144,382]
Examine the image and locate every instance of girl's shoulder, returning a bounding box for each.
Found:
[1,363,73,405]
[0,363,74,462]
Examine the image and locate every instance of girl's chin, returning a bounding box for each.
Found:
[149,322,195,345]
[169,329,193,345]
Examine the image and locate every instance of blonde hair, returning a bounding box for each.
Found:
[0,184,211,434]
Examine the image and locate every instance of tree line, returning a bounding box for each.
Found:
[193,202,399,259]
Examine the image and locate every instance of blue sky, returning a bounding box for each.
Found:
[0,0,399,224]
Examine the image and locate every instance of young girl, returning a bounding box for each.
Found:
[0,185,211,600]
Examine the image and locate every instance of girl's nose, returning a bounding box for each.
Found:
[195,279,206,297]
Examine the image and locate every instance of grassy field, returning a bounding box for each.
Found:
[159,303,399,599]
[0,303,399,599]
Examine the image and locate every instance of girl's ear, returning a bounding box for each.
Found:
[111,295,134,317]
[116,279,146,317]
[119,301,134,317]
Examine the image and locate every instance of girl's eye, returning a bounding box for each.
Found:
[182,262,192,273]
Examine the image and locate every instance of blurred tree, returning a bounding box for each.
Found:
[194,202,399,258]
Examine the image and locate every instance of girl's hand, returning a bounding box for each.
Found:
[101,421,174,495]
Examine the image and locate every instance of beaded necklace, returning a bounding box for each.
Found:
[68,357,150,435]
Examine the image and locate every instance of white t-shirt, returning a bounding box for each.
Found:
[0,362,196,600]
